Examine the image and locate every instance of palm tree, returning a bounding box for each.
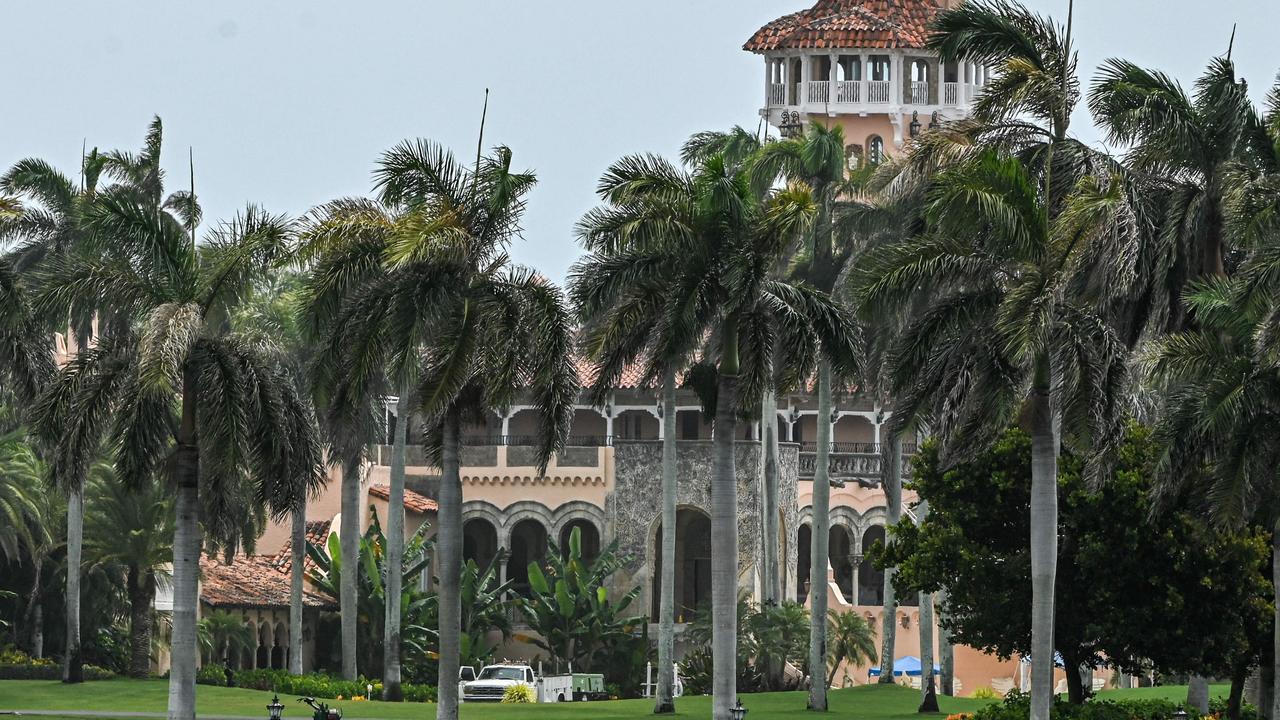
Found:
[1,150,105,683]
[826,609,877,688]
[1145,276,1280,720]
[573,150,858,720]
[30,199,324,720]
[233,271,314,676]
[305,139,577,720]
[854,147,1129,720]
[1089,58,1258,294]
[82,461,173,677]
[0,425,48,567]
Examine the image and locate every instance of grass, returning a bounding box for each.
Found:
[0,680,991,719]
[0,679,1223,720]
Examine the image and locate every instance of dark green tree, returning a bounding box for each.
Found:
[880,425,1271,708]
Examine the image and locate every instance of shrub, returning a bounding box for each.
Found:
[232,669,436,703]
[971,687,1000,700]
[197,663,229,687]
[501,684,535,703]
[0,648,114,680]
[973,690,1194,720]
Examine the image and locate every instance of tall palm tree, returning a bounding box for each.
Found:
[83,461,173,678]
[854,148,1129,720]
[573,150,858,720]
[1,150,104,683]
[1145,276,1280,720]
[30,200,324,720]
[306,139,577,720]
[230,271,313,676]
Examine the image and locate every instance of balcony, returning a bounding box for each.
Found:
[796,442,918,483]
[768,81,979,112]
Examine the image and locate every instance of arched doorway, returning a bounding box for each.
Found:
[256,622,270,669]
[651,509,712,622]
[271,623,286,669]
[463,518,499,570]
[859,525,885,605]
[559,519,600,565]
[507,518,548,596]
[830,526,855,602]
[796,523,812,603]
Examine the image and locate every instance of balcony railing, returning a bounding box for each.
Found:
[835,80,861,104]
[768,82,786,105]
[461,434,613,447]
[866,80,891,104]
[806,80,830,104]
[797,442,918,455]
[943,82,960,106]
[909,81,929,105]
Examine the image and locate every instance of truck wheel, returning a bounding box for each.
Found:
[557,694,565,703]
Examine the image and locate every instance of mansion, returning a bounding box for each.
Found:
[183,0,1110,699]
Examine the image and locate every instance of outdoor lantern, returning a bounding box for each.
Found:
[779,110,804,138]
[267,694,284,720]
[730,699,749,720]
[909,111,922,138]
[929,110,941,131]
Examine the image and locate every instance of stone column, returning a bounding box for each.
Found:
[828,52,839,105]
[800,53,811,105]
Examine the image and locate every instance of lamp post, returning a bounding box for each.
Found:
[267,694,284,720]
[730,699,749,720]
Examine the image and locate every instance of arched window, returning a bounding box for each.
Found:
[507,519,548,597]
[651,509,713,621]
[867,135,886,165]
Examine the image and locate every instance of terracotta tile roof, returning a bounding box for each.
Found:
[744,0,947,52]
[572,356,652,391]
[200,554,336,610]
[368,483,438,514]
[270,519,332,575]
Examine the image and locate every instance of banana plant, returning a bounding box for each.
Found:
[306,507,433,676]
[517,526,645,671]
[405,554,516,671]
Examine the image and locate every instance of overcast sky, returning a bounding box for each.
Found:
[4,1,1279,281]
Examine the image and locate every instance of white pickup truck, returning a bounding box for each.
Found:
[460,663,605,703]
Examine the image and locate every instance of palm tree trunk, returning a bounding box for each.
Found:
[936,587,954,696]
[1029,361,1058,720]
[289,500,305,675]
[383,392,410,701]
[879,434,902,684]
[436,407,463,720]
[655,368,678,714]
[762,390,783,692]
[167,370,201,720]
[63,479,83,683]
[917,499,935,709]
[711,366,740,720]
[25,561,43,658]
[1188,676,1210,713]
[339,453,361,681]
[763,392,782,605]
[808,360,833,710]
[128,568,156,678]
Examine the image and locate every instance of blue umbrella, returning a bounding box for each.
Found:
[867,656,941,678]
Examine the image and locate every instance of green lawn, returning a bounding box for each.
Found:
[0,680,990,719]
[0,679,1220,720]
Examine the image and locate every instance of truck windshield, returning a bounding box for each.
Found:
[478,667,526,681]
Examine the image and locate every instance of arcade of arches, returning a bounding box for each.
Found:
[796,519,915,607]
[460,511,603,596]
